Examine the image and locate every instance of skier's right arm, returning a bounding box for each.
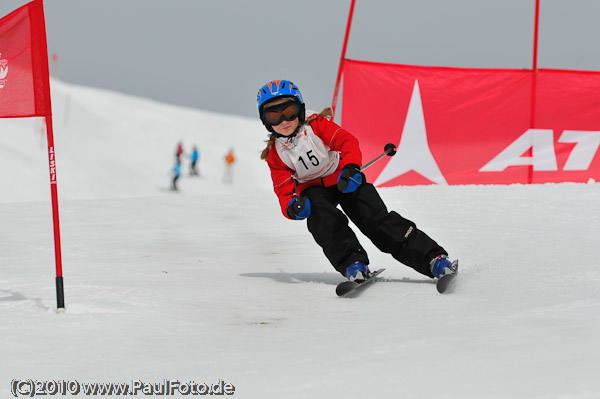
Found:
[267,151,302,219]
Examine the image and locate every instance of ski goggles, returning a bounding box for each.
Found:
[262,101,300,126]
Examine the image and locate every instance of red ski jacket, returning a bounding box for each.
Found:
[266,114,362,218]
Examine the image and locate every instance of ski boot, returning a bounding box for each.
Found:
[430,255,457,278]
[346,261,371,282]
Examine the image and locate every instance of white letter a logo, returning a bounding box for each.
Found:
[374,81,447,186]
[479,129,558,172]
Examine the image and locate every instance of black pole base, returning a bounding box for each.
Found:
[56,276,65,313]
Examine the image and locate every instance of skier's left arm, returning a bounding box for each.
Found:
[310,116,365,193]
[310,116,362,168]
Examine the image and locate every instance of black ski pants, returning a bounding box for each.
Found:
[302,183,447,278]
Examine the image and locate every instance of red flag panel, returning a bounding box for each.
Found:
[342,60,600,185]
[0,0,51,118]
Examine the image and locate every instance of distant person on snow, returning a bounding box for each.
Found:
[175,141,184,163]
[190,146,200,176]
[256,79,456,284]
[223,149,235,183]
[171,161,181,191]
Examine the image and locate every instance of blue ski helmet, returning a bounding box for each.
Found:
[257,80,306,132]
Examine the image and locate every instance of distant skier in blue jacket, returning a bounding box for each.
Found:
[190,146,200,176]
[171,162,181,191]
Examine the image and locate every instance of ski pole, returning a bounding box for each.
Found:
[290,178,309,214]
[293,178,298,198]
[360,143,397,172]
[338,143,397,190]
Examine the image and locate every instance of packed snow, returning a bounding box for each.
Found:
[1,80,599,399]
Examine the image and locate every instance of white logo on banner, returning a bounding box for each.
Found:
[374,80,447,186]
[0,52,8,91]
[480,129,600,172]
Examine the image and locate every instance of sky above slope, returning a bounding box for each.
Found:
[2,0,600,119]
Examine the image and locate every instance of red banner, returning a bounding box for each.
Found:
[342,59,600,185]
[0,0,51,118]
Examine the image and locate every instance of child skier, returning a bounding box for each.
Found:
[257,79,456,284]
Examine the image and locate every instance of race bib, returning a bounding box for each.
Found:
[275,125,339,183]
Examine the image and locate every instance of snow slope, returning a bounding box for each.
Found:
[1,80,600,399]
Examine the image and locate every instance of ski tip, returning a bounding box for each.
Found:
[436,273,457,294]
[336,281,358,297]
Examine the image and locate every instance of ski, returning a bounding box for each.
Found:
[436,260,458,294]
[336,268,385,297]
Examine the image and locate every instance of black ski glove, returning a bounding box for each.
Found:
[287,196,311,220]
[337,163,365,193]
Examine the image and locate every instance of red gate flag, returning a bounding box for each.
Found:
[0,0,51,118]
[342,59,600,185]
[0,0,63,312]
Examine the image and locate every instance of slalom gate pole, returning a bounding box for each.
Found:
[528,0,540,184]
[331,0,356,120]
[46,115,65,313]
[532,0,540,73]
